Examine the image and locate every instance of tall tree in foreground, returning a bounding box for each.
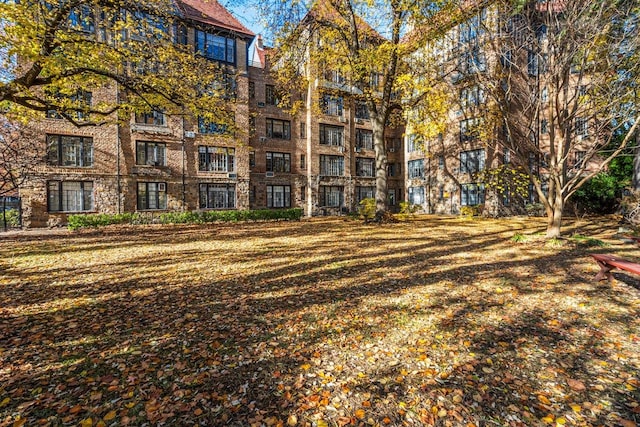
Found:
[416,0,640,237]
[0,0,233,127]
[260,0,440,220]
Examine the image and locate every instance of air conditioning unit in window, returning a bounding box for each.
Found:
[338,116,348,123]
[158,183,166,191]
[354,118,364,124]
[228,173,237,179]
[257,102,265,107]
[338,146,345,153]
[265,171,275,178]
[388,147,395,152]
[184,131,196,138]
[259,136,268,142]
[354,147,361,153]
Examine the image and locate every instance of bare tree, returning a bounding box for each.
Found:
[0,116,44,197]
[414,0,640,237]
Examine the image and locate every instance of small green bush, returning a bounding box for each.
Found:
[511,233,527,243]
[0,209,20,228]
[67,208,303,230]
[398,201,419,220]
[358,198,376,222]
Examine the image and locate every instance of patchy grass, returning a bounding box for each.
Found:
[1,216,640,427]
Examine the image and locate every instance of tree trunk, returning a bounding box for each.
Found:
[546,189,564,238]
[372,117,388,220]
[633,130,640,190]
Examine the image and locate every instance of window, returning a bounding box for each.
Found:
[458,9,485,43]
[460,85,485,109]
[356,129,373,150]
[47,135,93,167]
[203,74,236,99]
[370,72,383,91]
[300,122,306,138]
[574,151,587,169]
[461,183,485,206]
[325,69,345,84]
[355,102,370,119]
[46,90,92,120]
[48,181,93,212]
[460,149,486,174]
[356,157,375,177]
[195,29,235,63]
[387,162,398,177]
[541,119,549,134]
[265,85,278,105]
[438,155,445,170]
[135,110,165,126]
[407,135,421,153]
[136,141,166,166]
[460,118,481,142]
[356,186,375,203]
[408,159,424,179]
[199,146,235,172]
[198,118,228,135]
[249,81,255,99]
[408,186,425,205]
[319,186,344,207]
[320,155,344,176]
[386,138,401,152]
[267,185,291,208]
[388,189,396,206]
[266,152,291,172]
[266,118,291,139]
[300,154,306,170]
[68,5,94,33]
[321,95,343,116]
[528,50,547,76]
[249,151,255,168]
[503,148,511,164]
[576,118,588,137]
[174,23,188,45]
[301,186,306,201]
[249,116,256,135]
[460,47,486,74]
[137,182,167,210]
[199,183,235,209]
[541,86,549,103]
[319,124,344,146]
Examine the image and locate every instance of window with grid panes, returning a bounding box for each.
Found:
[198,146,235,172]
[319,124,344,146]
[320,155,344,176]
[47,135,93,167]
[48,181,93,212]
[199,183,235,208]
[136,141,166,166]
[266,152,291,172]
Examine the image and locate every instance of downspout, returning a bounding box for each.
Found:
[182,114,187,210]
[116,84,122,214]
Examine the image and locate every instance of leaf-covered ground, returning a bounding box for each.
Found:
[1,216,640,427]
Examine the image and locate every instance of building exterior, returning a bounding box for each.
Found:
[19,0,406,227]
[403,0,605,216]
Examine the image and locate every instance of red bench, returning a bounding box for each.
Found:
[591,254,640,281]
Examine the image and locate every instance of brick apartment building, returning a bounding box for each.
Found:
[19,0,405,227]
[403,0,605,216]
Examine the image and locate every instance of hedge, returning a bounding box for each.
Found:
[67,208,304,230]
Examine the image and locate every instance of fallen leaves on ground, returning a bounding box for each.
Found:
[1,217,639,426]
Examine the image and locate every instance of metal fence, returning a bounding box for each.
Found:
[1,196,22,231]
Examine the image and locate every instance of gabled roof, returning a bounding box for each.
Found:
[175,0,255,37]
